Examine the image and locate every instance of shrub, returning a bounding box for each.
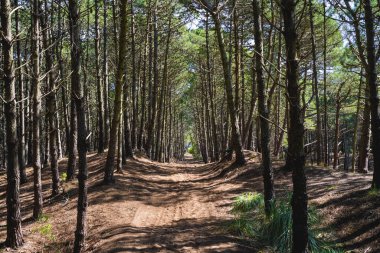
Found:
[228,192,342,253]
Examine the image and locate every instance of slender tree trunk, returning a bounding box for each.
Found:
[207,9,246,165]
[14,0,27,184]
[95,0,105,153]
[40,1,60,196]
[31,0,43,219]
[351,71,363,172]
[281,0,308,251]
[130,0,137,149]
[333,88,342,170]
[124,81,134,159]
[138,7,151,150]
[253,0,274,215]
[1,0,24,246]
[233,5,240,130]
[145,1,158,157]
[155,8,172,161]
[104,0,128,184]
[69,0,89,251]
[57,1,69,156]
[323,0,329,166]
[101,0,109,148]
[363,0,380,189]
[308,0,322,165]
[206,13,219,161]
[103,0,110,149]
[358,85,371,173]
[67,100,77,180]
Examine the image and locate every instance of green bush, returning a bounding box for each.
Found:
[228,192,342,253]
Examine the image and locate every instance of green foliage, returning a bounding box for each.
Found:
[60,172,67,182]
[228,192,342,253]
[368,187,380,198]
[32,214,56,241]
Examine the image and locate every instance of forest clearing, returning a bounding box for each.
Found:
[1,0,380,252]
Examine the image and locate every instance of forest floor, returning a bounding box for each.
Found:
[0,151,379,252]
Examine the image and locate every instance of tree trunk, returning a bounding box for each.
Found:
[14,0,27,184]
[363,0,380,189]
[351,71,363,172]
[145,2,158,157]
[31,0,43,219]
[281,0,308,251]
[95,0,105,153]
[69,0,89,251]
[253,0,274,215]
[358,85,370,173]
[103,0,110,149]
[40,1,60,196]
[207,8,246,165]
[206,13,219,161]
[333,88,343,170]
[308,0,322,165]
[130,0,137,149]
[1,0,24,247]
[67,100,77,180]
[323,0,329,166]
[104,0,129,184]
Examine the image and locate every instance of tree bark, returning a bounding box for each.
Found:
[130,0,137,149]
[103,0,110,149]
[351,71,363,172]
[14,0,27,184]
[104,0,129,184]
[31,0,43,219]
[281,0,308,251]
[253,0,274,215]
[357,85,370,173]
[363,0,380,188]
[201,2,246,165]
[144,1,159,157]
[95,0,105,153]
[69,0,89,251]
[1,0,24,247]
[40,0,60,196]
[308,0,322,165]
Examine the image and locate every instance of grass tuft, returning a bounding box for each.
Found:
[228,192,342,253]
[368,187,379,197]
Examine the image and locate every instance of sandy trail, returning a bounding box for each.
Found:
[1,152,379,252]
[88,157,253,253]
[1,154,254,253]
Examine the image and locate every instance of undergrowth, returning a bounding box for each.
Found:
[228,192,342,253]
[367,187,379,198]
[32,214,56,241]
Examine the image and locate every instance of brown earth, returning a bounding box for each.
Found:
[0,152,379,252]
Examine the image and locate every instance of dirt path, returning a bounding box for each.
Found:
[1,153,255,253]
[2,153,378,252]
[87,156,253,253]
